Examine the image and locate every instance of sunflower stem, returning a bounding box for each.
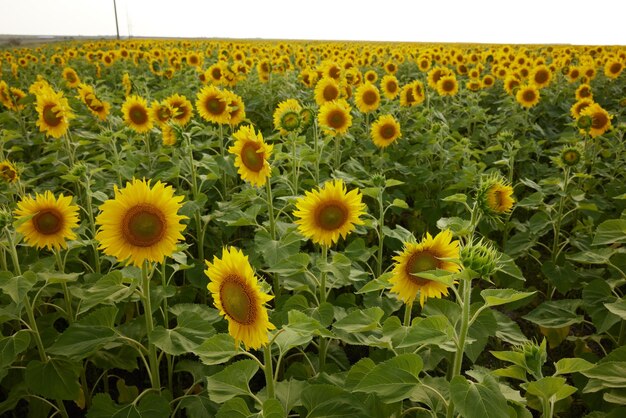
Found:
[403,301,413,327]
[446,277,473,418]
[376,187,385,278]
[313,121,320,185]
[333,135,342,172]
[265,179,280,297]
[54,249,74,323]
[219,124,228,197]
[63,132,76,168]
[141,261,161,390]
[290,132,299,194]
[82,172,101,274]
[318,245,329,373]
[263,344,276,399]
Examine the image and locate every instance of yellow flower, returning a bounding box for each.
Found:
[77,84,110,121]
[228,125,273,187]
[62,67,81,88]
[580,103,612,138]
[95,179,187,266]
[205,247,275,350]
[14,191,80,250]
[293,179,366,247]
[370,114,401,148]
[273,99,302,135]
[604,59,623,79]
[122,95,153,133]
[223,90,246,126]
[0,160,19,183]
[380,75,400,100]
[35,88,74,138]
[530,65,552,89]
[436,75,459,96]
[195,85,230,125]
[515,84,540,109]
[164,94,194,126]
[317,99,352,136]
[389,230,461,307]
[354,82,381,113]
[478,174,515,217]
[314,77,341,106]
[150,100,175,128]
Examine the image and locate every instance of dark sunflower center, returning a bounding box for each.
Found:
[563,150,579,163]
[205,97,225,115]
[442,80,455,92]
[240,142,264,172]
[211,68,222,79]
[42,105,62,127]
[122,204,166,247]
[610,63,622,74]
[579,88,590,98]
[129,105,148,125]
[323,85,339,101]
[362,90,378,105]
[386,81,398,93]
[220,277,255,324]
[491,190,504,208]
[405,89,416,103]
[523,90,536,102]
[592,112,608,129]
[157,106,171,122]
[66,72,77,82]
[380,123,396,140]
[33,209,63,235]
[534,70,549,84]
[316,202,347,230]
[406,251,440,285]
[327,109,346,129]
[329,66,341,79]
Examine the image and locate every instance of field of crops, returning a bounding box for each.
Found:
[0,39,625,417]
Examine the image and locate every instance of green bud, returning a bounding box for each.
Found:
[280,110,300,132]
[461,239,499,278]
[577,115,592,131]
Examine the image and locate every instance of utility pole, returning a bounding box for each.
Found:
[113,0,120,39]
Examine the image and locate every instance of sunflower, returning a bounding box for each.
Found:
[150,100,175,127]
[161,125,177,146]
[77,84,110,121]
[354,82,381,113]
[14,191,80,251]
[224,90,246,126]
[399,81,425,107]
[389,230,461,307]
[566,66,581,83]
[95,179,187,266]
[427,66,451,89]
[121,95,153,134]
[62,67,80,88]
[530,65,552,89]
[228,125,273,187]
[575,83,593,101]
[293,179,366,247]
[436,75,459,96]
[0,81,14,109]
[515,84,540,108]
[604,59,623,79]
[364,70,378,83]
[273,98,302,135]
[570,98,593,119]
[380,75,400,100]
[580,103,612,138]
[164,94,194,126]
[477,175,515,217]
[122,73,132,97]
[314,77,341,106]
[35,88,74,138]
[0,160,18,183]
[317,99,352,136]
[205,247,275,350]
[503,75,521,95]
[195,85,230,125]
[371,114,401,148]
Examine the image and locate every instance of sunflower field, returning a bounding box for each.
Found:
[0,39,625,418]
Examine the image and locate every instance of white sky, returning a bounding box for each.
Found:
[1,0,625,45]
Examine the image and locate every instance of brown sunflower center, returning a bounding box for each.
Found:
[42,105,62,127]
[66,72,77,83]
[362,90,378,105]
[205,96,225,115]
[386,81,398,93]
[323,85,339,101]
[592,111,608,129]
[490,189,505,209]
[240,142,264,172]
[406,251,440,285]
[33,209,63,235]
[380,123,397,140]
[442,79,455,92]
[129,104,148,125]
[534,69,549,84]
[329,66,341,79]
[327,109,347,129]
[157,106,172,122]
[211,68,222,80]
[579,87,591,98]
[315,201,347,230]
[523,89,536,102]
[122,204,166,247]
[220,276,255,324]
[610,63,622,74]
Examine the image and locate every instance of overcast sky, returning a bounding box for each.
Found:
[1,0,625,45]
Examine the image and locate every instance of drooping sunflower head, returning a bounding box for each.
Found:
[95,178,187,266]
[299,107,315,132]
[293,179,366,247]
[371,114,402,148]
[223,90,246,126]
[77,83,110,121]
[273,98,302,135]
[164,94,194,126]
[317,99,352,137]
[35,88,74,138]
[62,67,81,88]
[476,173,515,218]
[205,246,275,351]
[314,77,341,106]
[503,75,521,95]
[570,98,594,120]
[580,103,612,138]
[228,125,273,188]
[0,160,19,183]
[575,83,593,101]
[515,84,540,109]
[150,100,175,127]
[380,74,400,100]
[355,82,381,113]
[195,85,230,125]
[389,230,461,306]
[122,95,153,134]
[14,191,80,250]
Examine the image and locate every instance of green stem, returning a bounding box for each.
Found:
[110,135,123,186]
[82,174,101,274]
[144,133,152,173]
[313,123,320,185]
[263,345,275,399]
[446,277,473,418]
[63,133,76,168]
[219,124,228,196]
[142,261,161,390]
[618,320,626,346]
[318,245,329,373]
[160,261,174,393]
[333,135,342,171]
[376,188,385,278]
[54,249,74,323]
[403,301,413,327]
[265,180,279,297]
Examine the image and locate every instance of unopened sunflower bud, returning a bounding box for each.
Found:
[560,146,582,167]
[461,239,499,277]
[577,114,592,131]
[475,173,515,218]
[280,110,301,132]
[299,108,314,131]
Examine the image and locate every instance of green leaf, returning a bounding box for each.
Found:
[442,193,467,203]
[345,358,376,391]
[522,299,584,328]
[0,330,31,369]
[150,311,215,355]
[333,307,384,333]
[481,289,536,307]
[567,248,616,264]
[496,253,525,281]
[25,358,81,400]
[47,325,116,360]
[541,261,580,294]
[206,360,259,403]
[263,398,285,418]
[583,279,620,333]
[593,219,626,246]
[193,333,239,365]
[398,315,450,348]
[274,327,313,355]
[516,191,544,208]
[275,379,306,414]
[38,271,81,284]
[215,397,252,418]
[356,272,391,294]
[554,358,595,375]
[287,310,333,338]
[436,217,472,236]
[0,270,37,304]
[449,375,509,418]
[582,362,626,390]
[72,271,136,314]
[525,376,576,402]
[87,393,171,418]
[301,384,364,417]
[354,353,423,403]
[466,307,497,363]
[391,198,409,209]
[604,298,626,320]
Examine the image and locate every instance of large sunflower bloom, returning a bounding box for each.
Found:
[195,85,230,125]
[164,94,194,126]
[205,247,275,350]
[371,114,401,148]
[14,191,80,251]
[354,82,381,113]
[62,67,81,88]
[122,95,153,133]
[35,88,74,138]
[95,179,187,266]
[389,230,461,307]
[314,77,341,106]
[580,103,612,138]
[380,75,400,100]
[273,98,302,135]
[317,99,352,136]
[228,125,273,187]
[293,179,366,247]
[515,84,540,109]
